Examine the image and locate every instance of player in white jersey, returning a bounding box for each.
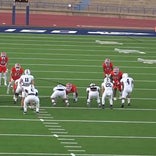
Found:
[23,85,40,114]
[120,73,134,108]
[50,84,69,107]
[20,69,34,109]
[86,83,101,107]
[101,76,113,109]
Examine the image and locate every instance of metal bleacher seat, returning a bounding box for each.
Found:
[87,0,156,17]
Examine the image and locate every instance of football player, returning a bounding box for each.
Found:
[102,58,113,77]
[120,73,134,108]
[86,83,101,107]
[7,63,24,94]
[0,52,8,86]
[50,84,69,107]
[110,66,123,100]
[101,76,113,109]
[66,83,78,102]
[18,69,34,109]
[23,85,40,114]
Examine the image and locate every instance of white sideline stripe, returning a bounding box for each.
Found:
[0,133,156,139]
[0,118,156,124]
[42,119,156,124]
[0,118,40,121]
[0,153,69,155]
[60,135,156,139]
[0,153,153,156]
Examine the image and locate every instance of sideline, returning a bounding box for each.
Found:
[0,26,156,37]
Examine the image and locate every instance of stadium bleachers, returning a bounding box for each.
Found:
[89,0,156,7]
[87,0,156,17]
[0,0,156,18]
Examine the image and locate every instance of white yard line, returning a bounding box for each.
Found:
[0,152,153,156]
[0,118,156,124]
[0,133,156,140]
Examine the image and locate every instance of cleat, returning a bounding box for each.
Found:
[110,105,113,109]
[23,111,27,114]
[121,104,124,108]
[52,103,56,106]
[102,104,105,109]
[66,103,70,107]
[98,104,101,108]
[36,111,39,114]
[128,103,131,106]
[113,97,117,101]
[87,103,90,107]
[73,98,78,103]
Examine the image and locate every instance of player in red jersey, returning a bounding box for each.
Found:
[0,52,9,86]
[110,66,123,100]
[66,83,78,102]
[102,58,113,77]
[7,63,24,94]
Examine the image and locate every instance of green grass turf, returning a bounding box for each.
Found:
[0,33,156,155]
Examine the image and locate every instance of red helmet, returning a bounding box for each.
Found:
[104,58,110,65]
[1,52,6,57]
[66,83,72,91]
[113,67,119,75]
[15,63,21,70]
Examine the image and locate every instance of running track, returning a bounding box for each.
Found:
[0,12,156,36]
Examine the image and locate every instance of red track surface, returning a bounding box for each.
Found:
[0,12,156,29]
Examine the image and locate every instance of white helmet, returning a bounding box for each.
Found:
[122,73,128,78]
[24,69,31,75]
[90,83,95,87]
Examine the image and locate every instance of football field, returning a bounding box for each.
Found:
[0,33,156,156]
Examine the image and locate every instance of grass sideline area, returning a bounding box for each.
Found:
[0,33,156,155]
